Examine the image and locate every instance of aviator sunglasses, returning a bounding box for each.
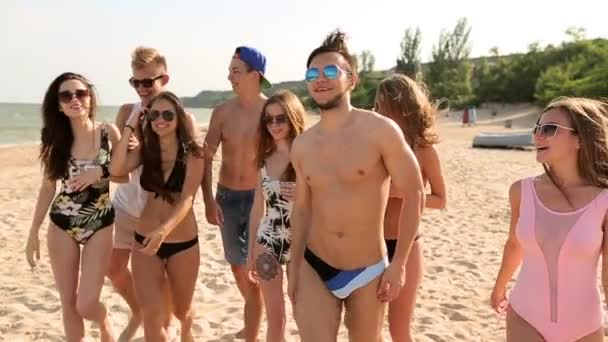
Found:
[305,64,350,83]
[148,109,175,122]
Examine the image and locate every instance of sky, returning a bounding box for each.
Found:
[1,0,607,105]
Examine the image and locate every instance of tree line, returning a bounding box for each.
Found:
[347,19,607,110]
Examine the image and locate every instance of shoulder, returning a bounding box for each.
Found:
[208,101,234,129]
[291,132,313,165]
[356,109,402,136]
[354,109,404,148]
[184,111,198,130]
[509,179,526,205]
[416,144,438,160]
[115,103,136,128]
[213,99,237,116]
[185,111,196,122]
[292,123,318,151]
[415,144,438,155]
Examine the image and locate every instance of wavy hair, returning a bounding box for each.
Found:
[39,72,97,180]
[140,91,204,203]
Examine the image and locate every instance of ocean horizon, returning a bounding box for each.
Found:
[0,102,213,147]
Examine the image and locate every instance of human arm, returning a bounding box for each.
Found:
[112,104,139,183]
[377,119,425,302]
[491,180,523,314]
[110,111,143,177]
[420,145,446,210]
[25,173,56,268]
[601,205,608,311]
[287,138,313,305]
[201,106,224,225]
[247,171,265,279]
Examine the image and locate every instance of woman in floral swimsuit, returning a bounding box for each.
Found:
[247,90,306,342]
[25,72,120,341]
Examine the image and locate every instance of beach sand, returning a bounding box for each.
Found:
[1,109,605,341]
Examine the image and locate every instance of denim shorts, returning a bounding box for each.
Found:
[216,184,255,265]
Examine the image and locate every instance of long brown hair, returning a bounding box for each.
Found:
[375,74,440,148]
[256,90,306,181]
[140,91,204,203]
[40,72,98,180]
[541,97,608,198]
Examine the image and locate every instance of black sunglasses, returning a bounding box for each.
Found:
[129,75,164,89]
[58,89,90,104]
[264,114,288,125]
[148,110,175,122]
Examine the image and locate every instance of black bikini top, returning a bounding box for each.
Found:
[141,145,186,200]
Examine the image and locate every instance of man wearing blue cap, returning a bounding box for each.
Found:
[201,46,270,340]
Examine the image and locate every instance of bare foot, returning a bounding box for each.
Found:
[99,317,116,342]
[117,313,141,342]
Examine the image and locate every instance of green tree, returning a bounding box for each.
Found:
[565,26,586,42]
[427,17,474,107]
[396,27,422,79]
[358,50,376,74]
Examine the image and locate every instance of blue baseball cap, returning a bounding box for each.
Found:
[234,46,271,89]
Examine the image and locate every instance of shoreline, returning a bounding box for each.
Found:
[0,124,209,149]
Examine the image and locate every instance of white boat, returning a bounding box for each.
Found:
[472,132,534,149]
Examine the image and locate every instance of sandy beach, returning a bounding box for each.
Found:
[1,107,605,341]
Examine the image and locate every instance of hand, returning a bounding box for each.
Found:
[280,181,296,201]
[127,134,140,151]
[377,263,405,302]
[70,166,102,191]
[490,285,509,317]
[205,200,224,226]
[25,229,40,269]
[247,252,258,284]
[137,229,167,256]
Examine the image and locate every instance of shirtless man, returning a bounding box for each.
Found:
[288,31,425,341]
[201,46,270,341]
[109,46,197,341]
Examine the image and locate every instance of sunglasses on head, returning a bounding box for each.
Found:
[533,123,575,138]
[305,64,349,83]
[129,75,164,89]
[148,109,175,122]
[264,114,288,125]
[58,89,90,104]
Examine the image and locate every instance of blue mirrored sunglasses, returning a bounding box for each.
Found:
[305,64,348,83]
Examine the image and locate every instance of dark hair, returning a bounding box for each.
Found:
[40,72,97,180]
[306,29,358,73]
[140,91,204,203]
[256,90,306,181]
